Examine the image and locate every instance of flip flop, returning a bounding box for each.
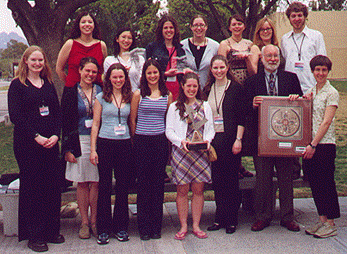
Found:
[192,230,208,239]
[174,231,187,240]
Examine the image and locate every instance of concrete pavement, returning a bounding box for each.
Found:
[1,198,347,253]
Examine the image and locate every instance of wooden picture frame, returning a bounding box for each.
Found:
[258,96,312,157]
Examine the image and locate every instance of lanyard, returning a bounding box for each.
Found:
[292,33,305,61]
[112,93,122,125]
[167,46,176,69]
[213,80,229,115]
[78,84,94,118]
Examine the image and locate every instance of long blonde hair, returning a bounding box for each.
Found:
[253,17,279,50]
[16,46,53,84]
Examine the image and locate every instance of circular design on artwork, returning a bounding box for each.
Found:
[271,108,300,137]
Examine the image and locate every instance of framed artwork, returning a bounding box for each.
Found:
[258,96,312,157]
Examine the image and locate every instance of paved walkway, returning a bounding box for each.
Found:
[1,198,347,253]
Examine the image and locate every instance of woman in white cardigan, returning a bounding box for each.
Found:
[166,72,215,240]
[181,14,219,89]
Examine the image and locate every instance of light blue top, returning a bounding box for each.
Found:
[96,92,131,140]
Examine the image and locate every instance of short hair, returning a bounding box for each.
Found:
[79,56,100,71]
[261,44,280,56]
[286,2,308,19]
[16,45,52,84]
[228,14,246,29]
[139,59,168,97]
[253,17,279,49]
[176,72,204,119]
[113,28,136,57]
[102,63,132,103]
[190,14,208,27]
[156,15,180,45]
[310,55,332,72]
[69,11,101,40]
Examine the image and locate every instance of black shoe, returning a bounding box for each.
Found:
[116,231,129,242]
[226,225,236,234]
[97,233,110,245]
[28,240,48,252]
[207,223,222,231]
[48,234,65,244]
[151,233,161,239]
[140,234,151,241]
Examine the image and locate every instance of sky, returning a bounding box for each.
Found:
[0,0,25,37]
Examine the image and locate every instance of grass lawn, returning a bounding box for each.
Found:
[1,80,347,203]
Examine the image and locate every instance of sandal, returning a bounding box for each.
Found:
[192,230,208,239]
[174,231,187,240]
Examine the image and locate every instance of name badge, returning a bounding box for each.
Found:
[85,119,93,128]
[294,61,304,72]
[214,116,223,125]
[39,106,49,116]
[114,125,126,135]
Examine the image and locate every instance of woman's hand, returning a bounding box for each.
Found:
[303,145,315,159]
[288,94,300,101]
[303,92,313,100]
[181,140,190,152]
[90,151,98,166]
[34,134,48,146]
[43,135,59,148]
[165,68,178,77]
[65,151,77,163]
[232,139,242,155]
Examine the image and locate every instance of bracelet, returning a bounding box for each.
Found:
[236,137,242,141]
[34,133,39,138]
[309,143,316,149]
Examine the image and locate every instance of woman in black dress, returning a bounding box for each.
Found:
[8,46,63,252]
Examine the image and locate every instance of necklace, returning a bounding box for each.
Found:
[192,37,207,50]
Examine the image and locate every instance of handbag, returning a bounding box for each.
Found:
[208,145,217,162]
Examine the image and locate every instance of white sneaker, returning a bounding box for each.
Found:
[313,222,337,238]
[305,222,323,235]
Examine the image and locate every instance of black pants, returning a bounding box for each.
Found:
[96,138,133,234]
[303,144,340,219]
[211,132,241,226]
[15,138,62,242]
[134,134,168,236]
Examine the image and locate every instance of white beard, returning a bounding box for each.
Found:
[262,59,280,72]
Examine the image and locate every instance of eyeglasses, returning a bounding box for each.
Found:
[260,28,272,33]
[264,54,279,58]
[192,24,206,28]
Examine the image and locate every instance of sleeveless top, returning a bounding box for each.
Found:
[226,38,252,85]
[135,95,168,136]
[65,40,104,87]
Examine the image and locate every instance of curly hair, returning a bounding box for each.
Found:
[16,46,52,85]
[102,63,132,103]
[139,59,168,97]
[176,72,204,120]
[156,15,180,46]
[253,17,279,50]
[286,2,308,19]
[113,28,136,57]
[69,11,101,40]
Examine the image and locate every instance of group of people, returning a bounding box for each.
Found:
[7,1,340,252]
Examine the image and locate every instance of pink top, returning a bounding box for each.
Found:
[65,40,104,87]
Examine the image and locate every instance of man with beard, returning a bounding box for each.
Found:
[281,2,326,94]
[245,44,303,232]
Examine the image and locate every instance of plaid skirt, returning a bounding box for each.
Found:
[170,144,212,185]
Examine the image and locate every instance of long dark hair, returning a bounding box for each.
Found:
[113,28,136,57]
[69,11,101,40]
[156,15,180,46]
[139,59,168,97]
[102,63,132,104]
[203,55,233,96]
[176,72,204,120]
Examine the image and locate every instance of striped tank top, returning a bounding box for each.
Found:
[135,95,168,135]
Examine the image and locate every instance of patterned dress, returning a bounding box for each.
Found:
[170,102,212,185]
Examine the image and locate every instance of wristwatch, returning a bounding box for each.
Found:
[309,143,316,149]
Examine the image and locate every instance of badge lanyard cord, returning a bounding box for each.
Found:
[78,85,94,118]
[213,80,229,116]
[292,34,305,61]
[112,92,122,126]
